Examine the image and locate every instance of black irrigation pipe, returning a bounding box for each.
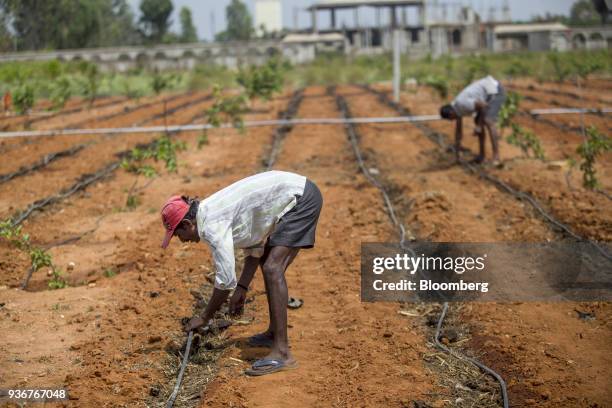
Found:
[0,143,88,185]
[264,89,305,170]
[2,93,213,191]
[435,303,509,408]
[363,84,612,261]
[338,86,509,407]
[134,93,214,128]
[0,95,124,131]
[165,330,194,408]
[65,93,188,130]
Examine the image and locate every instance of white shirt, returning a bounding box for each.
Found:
[451,76,500,116]
[196,171,307,290]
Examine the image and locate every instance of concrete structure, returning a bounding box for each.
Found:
[307,0,430,57]
[569,26,612,50]
[0,41,313,72]
[255,0,283,35]
[493,23,571,52]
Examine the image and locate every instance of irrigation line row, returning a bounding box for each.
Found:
[357,84,514,407]
[333,88,416,250]
[435,303,509,408]
[509,84,612,106]
[265,89,305,170]
[165,91,307,408]
[364,85,612,261]
[0,143,88,185]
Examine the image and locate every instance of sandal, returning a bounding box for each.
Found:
[245,358,298,376]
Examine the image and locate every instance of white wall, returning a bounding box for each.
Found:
[255,0,283,34]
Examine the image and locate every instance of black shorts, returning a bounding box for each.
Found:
[485,84,506,122]
[268,179,323,248]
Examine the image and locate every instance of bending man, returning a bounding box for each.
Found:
[440,75,506,164]
[160,170,323,376]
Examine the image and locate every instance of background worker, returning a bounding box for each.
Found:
[160,170,323,376]
[439,75,506,165]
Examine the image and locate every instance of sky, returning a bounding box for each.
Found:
[127,0,578,41]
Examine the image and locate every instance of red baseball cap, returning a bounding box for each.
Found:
[160,195,190,249]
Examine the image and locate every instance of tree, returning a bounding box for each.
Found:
[569,0,600,25]
[216,0,252,42]
[591,0,611,24]
[179,6,197,43]
[0,0,140,50]
[139,0,173,43]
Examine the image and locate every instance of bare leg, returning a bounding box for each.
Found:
[485,118,500,162]
[473,131,485,163]
[260,246,300,363]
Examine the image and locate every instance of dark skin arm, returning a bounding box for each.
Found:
[184,256,260,331]
[184,287,230,332]
[229,256,260,315]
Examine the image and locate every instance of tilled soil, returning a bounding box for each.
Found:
[0,83,610,408]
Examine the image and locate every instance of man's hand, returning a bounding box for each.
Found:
[184,316,207,333]
[229,286,247,316]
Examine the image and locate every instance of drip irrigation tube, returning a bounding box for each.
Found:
[333,89,416,250]
[166,330,194,408]
[435,303,509,408]
[356,85,512,407]
[265,89,305,170]
[0,143,87,185]
[530,107,612,115]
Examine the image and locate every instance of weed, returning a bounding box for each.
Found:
[48,268,67,289]
[104,268,117,278]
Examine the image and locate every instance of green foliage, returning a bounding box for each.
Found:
[50,76,72,110]
[179,6,198,43]
[570,0,601,25]
[79,63,100,105]
[506,123,545,160]
[204,86,248,131]
[237,58,288,100]
[48,268,67,289]
[503,60,531,79]
[121,135,187,176]
[499,91,522,130]
[139,0,174,43]
[150,70,175,95]
[571,54,604,80]
[464,55,491,85]
[12,82,35,114]
[216,0,253,41]
[1,219,64,288]
[30,247,52,272]
[576,126,612,189]
[547,52,571,83]
[419,75,449,99]
[103,268,117,278]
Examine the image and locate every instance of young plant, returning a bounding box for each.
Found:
[80,63,100,106]
[419,75,449,99]
[204,86,248,132]
[197,131,209,149]
[498,91,521,131]
[236,57,287,101]
[151,70,175,95]
[575,126,611,189]
[571,55,604,81]
[547,52,571,83]
[12,83,35,114]
[50,76,72,110]
[506,123,545,160]
[120,135,187,176]
[48,268,67,289]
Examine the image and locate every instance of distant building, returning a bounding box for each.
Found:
[492,23,570,52]
[255,0,283,35]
